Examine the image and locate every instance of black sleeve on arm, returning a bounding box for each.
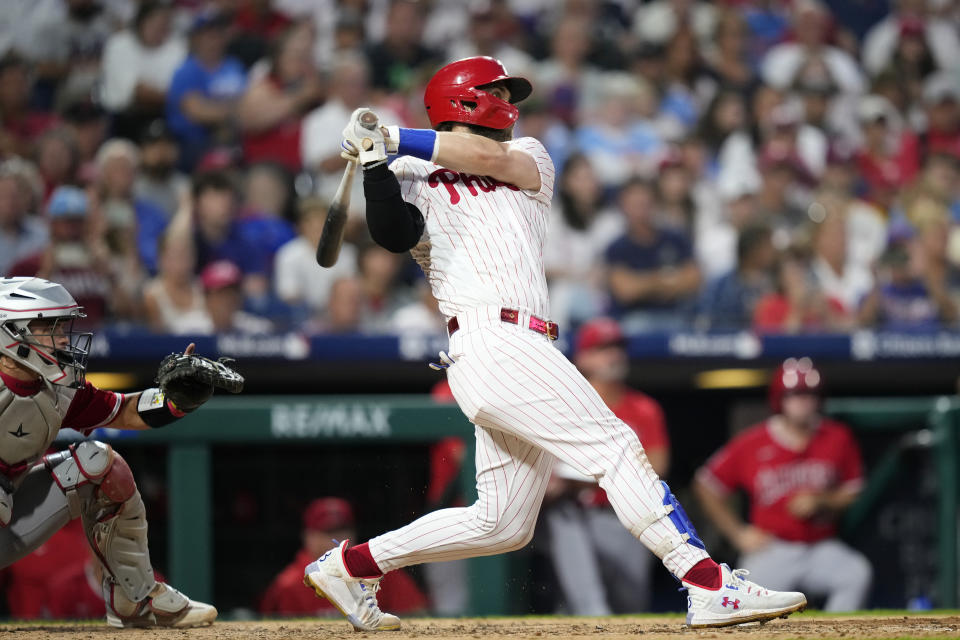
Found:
[363,163,425,253]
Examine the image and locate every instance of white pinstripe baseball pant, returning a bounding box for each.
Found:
[368,307,709,579]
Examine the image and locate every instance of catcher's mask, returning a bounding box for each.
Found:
[0,277,92,388]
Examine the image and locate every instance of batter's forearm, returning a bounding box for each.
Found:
[363,164,424,253]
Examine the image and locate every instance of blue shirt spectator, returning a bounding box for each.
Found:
[696,226,776,330]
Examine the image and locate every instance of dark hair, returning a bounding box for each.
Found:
[192,170,236,199]
[435,122,513,143]
[557,153,602,231]
[619,175,655,198]
[696,89,743,152]
[737,224,772,264]
[134,1,170,34]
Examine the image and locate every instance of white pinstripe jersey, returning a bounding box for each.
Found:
[391,137,556,320]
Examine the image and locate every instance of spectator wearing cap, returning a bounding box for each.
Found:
[854,95,919,212]
[0,158,47,275]
[540,317,669,615]
[543,153,623,329]
[696,225,777,330]
[862,0,960,79]
[166,9,247,170]
[94,138,169,275]
[100,1,187,141]
[275,197,357,316]
[260,497,427,617]
[201,260,273,334]
[0,55,59,158]
[236,21,322,172]
[910,71,960,160]
[133,120,189,220]
[760,0,865,95]
[603,178,701,331]
[8,186,114,327]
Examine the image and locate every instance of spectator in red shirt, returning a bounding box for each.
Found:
[541,318,669,615]
[694,357,872,611]
[260,497,427,617]
[0,54,59,159]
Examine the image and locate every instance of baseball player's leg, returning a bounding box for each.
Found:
[797,539,872,611]
[368,425,555,570]
[447,326,708,578]
[738,539,808,593]
[44,442,216,627]
[0,464,75,568]
[544,498,612,615]
[586,507,654,613]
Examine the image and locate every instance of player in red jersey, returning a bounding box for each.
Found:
[694,357,872,611]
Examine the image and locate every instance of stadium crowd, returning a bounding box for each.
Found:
[2,0,960,336]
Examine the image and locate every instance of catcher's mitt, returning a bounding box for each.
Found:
[155,353,244,412]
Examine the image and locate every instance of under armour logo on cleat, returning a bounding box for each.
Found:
[9,423,29,438]
[721,597,740,609]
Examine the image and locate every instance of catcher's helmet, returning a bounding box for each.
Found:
[424,56,532,130]
[769,357,822,414]
[0,277,91,387]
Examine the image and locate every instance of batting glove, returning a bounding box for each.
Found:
[342,108,387,167]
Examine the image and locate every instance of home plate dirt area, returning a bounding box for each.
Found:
[4,613,959,640]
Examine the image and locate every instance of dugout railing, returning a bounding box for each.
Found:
[86,395,960,614]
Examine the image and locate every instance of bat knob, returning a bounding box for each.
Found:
[359,110,379,130]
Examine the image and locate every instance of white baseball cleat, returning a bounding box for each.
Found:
[684,564,806,628]
[303,540,401,632]
[105,579,217,628]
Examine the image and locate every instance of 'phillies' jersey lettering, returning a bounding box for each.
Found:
[427,168,520,205]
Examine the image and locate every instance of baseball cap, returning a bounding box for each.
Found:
[201,260,242,291]
[575,317,626,354]
[303,497,355,532]
[48,186,88,219]
[923,72,960,105]
[857,95,897,124]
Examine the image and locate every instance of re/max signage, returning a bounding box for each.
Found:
[270,404,392,438]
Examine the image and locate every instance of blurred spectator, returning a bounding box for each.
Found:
[391,281,444,337]
[862,0,960,79]
[93,138,168,276]
[27,0,113,109]
[133,119,190,220]
[761,0,865,94]
[655,149,699,232]
[697,89,749,176]
[756,143,816,249]
[704,9,755,94]
[364,0,438,95]
[536,16,604,127]
[228,0,294,68]
[604,178,700,330]
[695,169,762,280]
[143,233,212,335]
[854,95,919,210]
[309,276,364,334]
[696,225,776,330]
[260,497,427,616]
[355,242,409,333]
[0,54,59,158]
[100,1,187,140]
[62,100,108,183]
[912,71,960,159]
[8,186,114,327]
[446,2,533,77]
[633,0,718,50]
[694,358,872,611]
[275,197,357,315]
[543,318,668,615]
[201,260,273,334]
[543,153,623,329]
[810,205,874,314]
[239,162,297,263]
[0,157,47,275]
[35,128,80,202]
[237,21,323,171]
[301,53,402,210]
[574,73,662,188]
[657,26,715,136]
[753,248,851,334]
[166,10,248,170]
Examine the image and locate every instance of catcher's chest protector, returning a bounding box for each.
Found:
[0,381,65,483]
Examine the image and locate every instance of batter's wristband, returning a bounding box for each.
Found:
[137,387,187,429]
[396,128,438,162]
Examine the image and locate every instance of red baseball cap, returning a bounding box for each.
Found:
[303,497,355,532]
[575,317,626,354]
[201,260,242,291]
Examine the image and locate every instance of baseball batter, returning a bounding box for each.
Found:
[303,57,807,631]
[0,277,240,627]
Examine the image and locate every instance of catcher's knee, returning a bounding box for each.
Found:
[47,441,137,503]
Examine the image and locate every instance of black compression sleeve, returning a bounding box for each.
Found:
[363,164,425,253]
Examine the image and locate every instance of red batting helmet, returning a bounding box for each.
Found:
[769,357,823,414]
[423,56,532,130]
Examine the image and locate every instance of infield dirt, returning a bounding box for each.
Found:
[5,614,959,640]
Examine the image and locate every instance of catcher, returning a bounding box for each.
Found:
[0,277,243,627]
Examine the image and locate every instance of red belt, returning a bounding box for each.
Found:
[447,308,559,341]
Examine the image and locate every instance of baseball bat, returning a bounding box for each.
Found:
[315,111,379,268]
